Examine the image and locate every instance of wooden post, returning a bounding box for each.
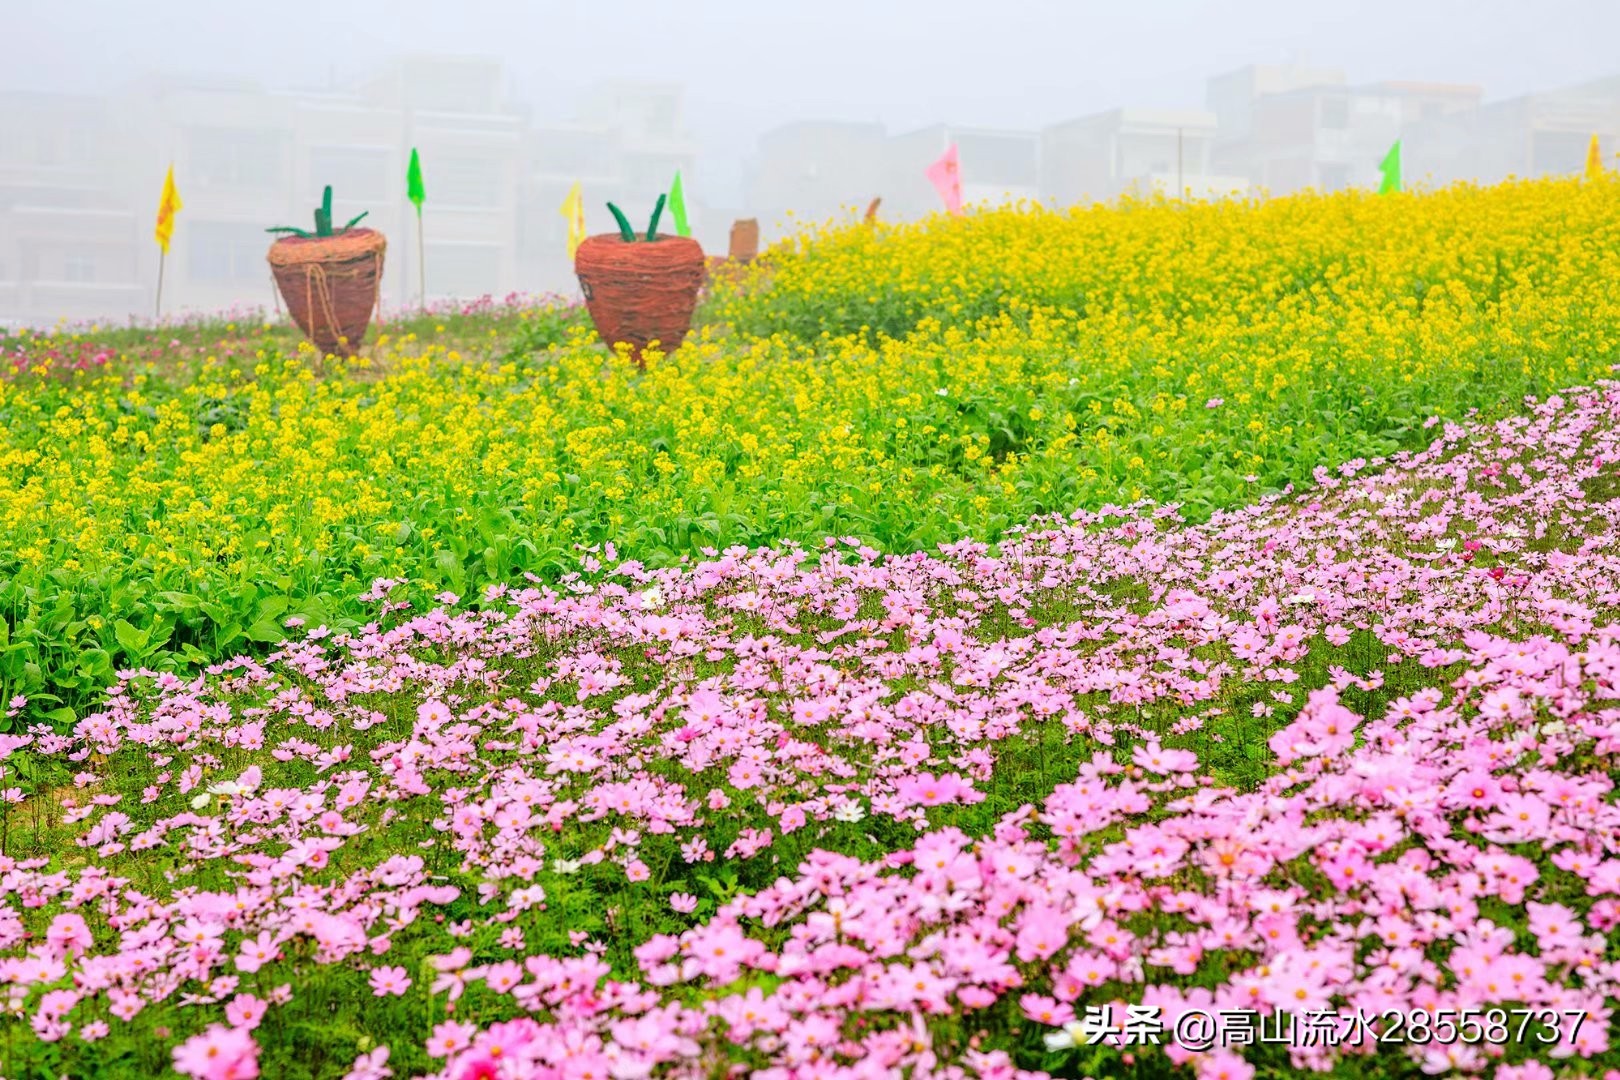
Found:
[416,208,426,309]
[729,218,759,263]
[154,251,166,320]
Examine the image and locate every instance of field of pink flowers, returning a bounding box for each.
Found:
[2,378,1619,1079]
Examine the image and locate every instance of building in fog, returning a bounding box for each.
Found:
[142,56,526,314]
[0,61,703,325]
[1207,63,1347,150]
[1212,77,1480,193]
[746,120,888,240]
[0,91,142,325]
[885,124,1041,220]
[0,57,532,326]
[1401,75,1620,186]
[1040,108,1231,205]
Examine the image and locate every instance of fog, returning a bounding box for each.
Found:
[4,0,1617,325]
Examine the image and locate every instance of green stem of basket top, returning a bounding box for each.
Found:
[267,185,370,239]
[607,195,668,243]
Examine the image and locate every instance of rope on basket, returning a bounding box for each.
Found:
[298,254,382,358]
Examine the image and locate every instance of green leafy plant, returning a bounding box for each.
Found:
[606,195,668,243]
[267,185,369,239]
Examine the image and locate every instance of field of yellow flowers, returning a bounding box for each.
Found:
[1,178,1618,730]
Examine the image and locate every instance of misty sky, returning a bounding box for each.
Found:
[11,0,1619,203]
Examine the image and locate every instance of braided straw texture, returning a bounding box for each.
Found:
[268,229,386,357]
[574,234,706,367]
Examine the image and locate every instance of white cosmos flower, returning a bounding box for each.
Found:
[833,799,866,824]
[1043,1021,1091,1051]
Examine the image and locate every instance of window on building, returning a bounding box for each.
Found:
[1318,162,1352,191]
[66,126,99,165]
[308,146,389,202]
[189,222,268,283]
[36,130,61,166]
[432,156,502,208]
[1319,97,1350,130]
[625,156,682,194]
[642,97,678,136]
[189,128,286,190]
[406,67,497,113]
[539,131,618,178]
[954,133,1038,186]
[426,243,501,297]
[62,254,96,282]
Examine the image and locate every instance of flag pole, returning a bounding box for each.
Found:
[405,146,427,309]
[153,162,181,321]
[416,206,425,310]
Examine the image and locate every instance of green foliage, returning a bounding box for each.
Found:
[607,202,637,243]
[604,195,670,243]
[646,192,666,242]
[267,184,369,240]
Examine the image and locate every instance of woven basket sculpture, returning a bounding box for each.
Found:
[573,196,705,368]
[268,229,386,358]
[265,186,384,358]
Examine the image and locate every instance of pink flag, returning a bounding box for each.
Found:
[925,142,962,214]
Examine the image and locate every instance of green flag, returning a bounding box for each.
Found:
[668,169,690,237]
[1377,140,1402,195]
[407,148,425,214]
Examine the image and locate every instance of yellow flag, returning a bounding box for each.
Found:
[1586,134,1604,180]
[154,165,182,255]
[561,182,586,261]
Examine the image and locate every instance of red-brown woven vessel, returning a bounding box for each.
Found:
[574,233,706,366]
[267,229,386,357]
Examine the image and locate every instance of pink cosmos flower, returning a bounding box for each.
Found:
[369,966,411,997]
[1132,742,1198,774]
[172,1024,260,1079]
[225,994,268,1030]
[426,1020,475,1059]
[234,930,279,974]
[44,913,92,957]
[340,1046,392,1080]
[1198,1050,1255,1080]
